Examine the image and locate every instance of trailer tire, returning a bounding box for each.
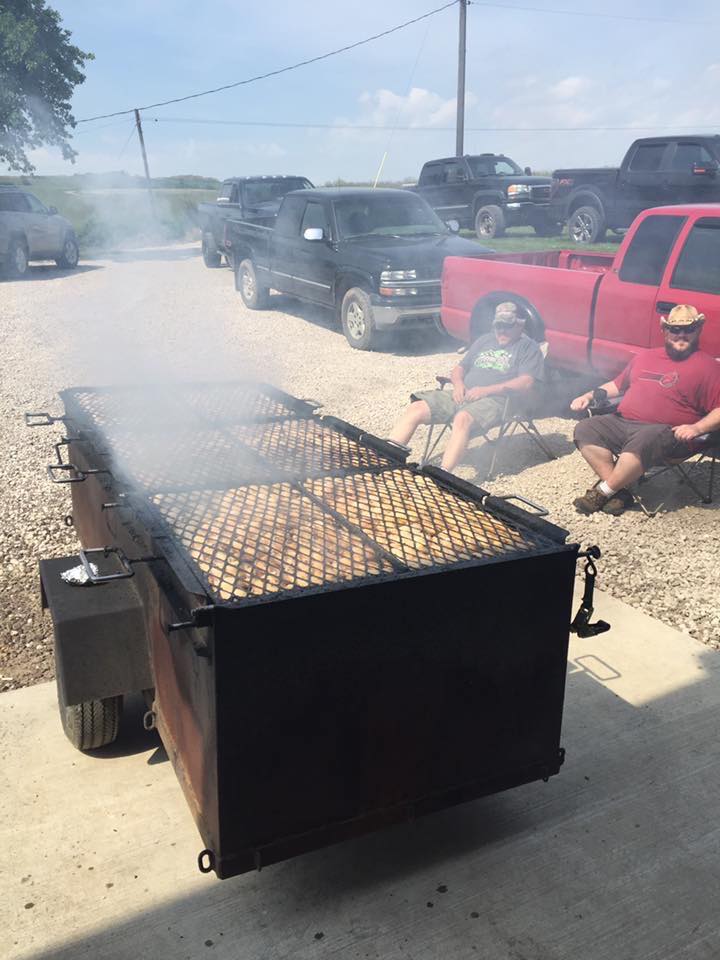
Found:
[55,233,79,269]
[568,205,606,244]
[6,237,29,278]
[202,233,222,268]
[341,287,378,350]
[475,205,506,240]
[60,694,123,751]
[237,258,269,309]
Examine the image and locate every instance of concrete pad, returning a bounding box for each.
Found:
[2,589,719,960]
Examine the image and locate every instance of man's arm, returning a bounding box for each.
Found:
[449,363,467,404]
[570,379,621,412]
[465,374,534,401]
[673,406,720,442]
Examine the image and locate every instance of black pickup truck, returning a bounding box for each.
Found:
[550,135,720,243]
[198,175,313,267]
[226,187,490,349]
[409,154,557,239]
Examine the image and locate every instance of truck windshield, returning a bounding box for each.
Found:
[466,156,522,177]
[335,195,447,239]
[243,179,312,206]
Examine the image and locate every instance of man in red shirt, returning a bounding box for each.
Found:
[570,304,720,515]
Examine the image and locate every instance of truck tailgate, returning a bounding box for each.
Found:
[441,252,610,372]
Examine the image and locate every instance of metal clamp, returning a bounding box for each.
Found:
[47,463,86,483]
[25,411,65,427]
[571,546,611,638]
[78,547,157,584]
[483,493,549,517]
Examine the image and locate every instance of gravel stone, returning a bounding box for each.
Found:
[1,244,718,692]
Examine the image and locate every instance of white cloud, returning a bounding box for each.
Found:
[549,76,591,101]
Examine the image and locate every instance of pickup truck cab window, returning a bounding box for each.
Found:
[442,161,466,183]
[670,143,715,171]
[618,214,685,285]
[419,163,444,186]
[0,192,29,212]
[244,178,311,207]
[466,156,522,178]
[25,193,48,214]
[628,143,668,172]
[670,218,720,295]
[275,196,307,237]
[301,201,329,237]
[335,195,445,239]
[218,182,234,202]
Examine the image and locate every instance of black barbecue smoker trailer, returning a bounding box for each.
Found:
[28,382,608,880]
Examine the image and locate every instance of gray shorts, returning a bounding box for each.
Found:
[411,389,506,433]
[574,414,692,469]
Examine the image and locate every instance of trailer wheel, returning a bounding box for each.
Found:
[60,694,123,751]
[237,259,269,309]
[568,205,606,244]
[202,233,222,268]
[475,205,506,239]
[341,287,378,350]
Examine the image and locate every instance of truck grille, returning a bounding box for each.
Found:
[531,185,551,202]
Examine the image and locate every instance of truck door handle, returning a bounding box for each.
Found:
[656,301,677,314]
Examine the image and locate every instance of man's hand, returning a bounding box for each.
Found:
[464,386,490,402]
[570,392,592,412]
[673,423,702,442]
[452,383,466,404]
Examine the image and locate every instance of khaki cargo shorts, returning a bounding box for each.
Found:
[411,389,506,433]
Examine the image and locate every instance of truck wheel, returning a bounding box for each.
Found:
[475,205,506,240]
[60,694,123,751]
[341,287,378,350]
[237,258,269,309]
[202,233,222,268]
[568,206,606,244]
[55,234,79,269]
[6,237,29,278]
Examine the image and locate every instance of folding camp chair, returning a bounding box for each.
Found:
[419,342,556,479]
[586,398,719,517]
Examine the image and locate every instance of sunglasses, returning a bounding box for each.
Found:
[663,324,700,335]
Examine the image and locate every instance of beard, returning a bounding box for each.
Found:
[665,339,699,361]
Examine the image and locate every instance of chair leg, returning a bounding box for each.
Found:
[517,419,558,461]
[674,461,713,505]
[419,423,449,468]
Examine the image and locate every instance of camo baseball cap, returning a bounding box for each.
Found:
[661,304,705,327]
[493,301,524,325]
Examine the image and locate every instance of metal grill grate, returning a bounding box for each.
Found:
[152,484,395,602]
[105,429,276,492]
[183,383,313,424]
[305,470,542,570]
[228,420,395,477]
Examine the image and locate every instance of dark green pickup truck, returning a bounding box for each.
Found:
[226,187,490,350]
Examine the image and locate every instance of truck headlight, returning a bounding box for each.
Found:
[380,269,417,282]
[507,184,531,198]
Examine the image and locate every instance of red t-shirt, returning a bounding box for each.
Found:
[613,348,720,426]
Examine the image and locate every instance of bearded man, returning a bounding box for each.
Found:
[570,304,720,515]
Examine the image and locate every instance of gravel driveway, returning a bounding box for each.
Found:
[1,244,718,690]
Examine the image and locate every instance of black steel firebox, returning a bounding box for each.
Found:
[32,381,603,879]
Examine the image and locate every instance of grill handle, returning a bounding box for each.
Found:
[78,547,157,584]
[25,411,66,427]
[482,493,549,517]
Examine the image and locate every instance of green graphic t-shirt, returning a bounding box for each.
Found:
[460,332,544,389]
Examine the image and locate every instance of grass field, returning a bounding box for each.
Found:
[460,227,621,255]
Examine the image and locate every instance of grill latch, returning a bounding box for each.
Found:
[571,546,610,638]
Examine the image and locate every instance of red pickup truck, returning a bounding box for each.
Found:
[441,204,720,379]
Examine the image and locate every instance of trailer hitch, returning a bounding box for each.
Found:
[571,546,611,638]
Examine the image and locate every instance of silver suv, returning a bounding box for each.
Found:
[0,186,79,278]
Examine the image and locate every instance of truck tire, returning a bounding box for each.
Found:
[568,205,606,244]
[475,205,506,240]
[237,258,269,309]
[60,694,123,751]
[6,237,29,278]
[55,234,79,269]
[202,233,222,268]
[341,287,378,350]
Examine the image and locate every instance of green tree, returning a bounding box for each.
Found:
[0,0,93,173]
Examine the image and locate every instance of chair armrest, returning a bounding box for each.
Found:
[436,376,451,388]
[588,395,621,416]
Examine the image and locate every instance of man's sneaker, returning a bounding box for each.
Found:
[602,488,634,516]
[573,485,610,514]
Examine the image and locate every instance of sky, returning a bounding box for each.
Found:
[13,0,720,183]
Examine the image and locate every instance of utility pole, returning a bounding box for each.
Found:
[455,0,467,157]
[134,108,157,218]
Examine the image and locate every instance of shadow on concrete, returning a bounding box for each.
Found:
[1,264,103,282]
[20,651,720,960]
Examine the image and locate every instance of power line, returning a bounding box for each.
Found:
[145,116,720,133]
[75,1,459,125]
[469,0,708,24]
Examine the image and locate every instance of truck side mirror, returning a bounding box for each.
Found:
[303,227,324,241]
[692,160,718,177]
[524,167,532,176]
[47,205,58,215]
